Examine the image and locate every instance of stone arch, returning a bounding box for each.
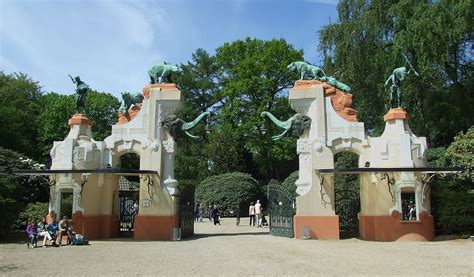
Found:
[105,138,147,168]
[330,137,365,156]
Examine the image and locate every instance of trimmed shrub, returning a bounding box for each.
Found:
[196,172,260,217]
[18,202,49,227]
[281,171,298,201]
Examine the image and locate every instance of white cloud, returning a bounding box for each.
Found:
[0,1,173,97]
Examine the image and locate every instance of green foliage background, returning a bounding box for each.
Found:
[0,0,472,235]
[196,172,260,217]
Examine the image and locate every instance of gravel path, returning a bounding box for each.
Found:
[1,217,472,276]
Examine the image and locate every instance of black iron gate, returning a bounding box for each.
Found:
[335,188,360,238]
[119,177,139,234]
[268,184,296,238]
[179,185,195,239]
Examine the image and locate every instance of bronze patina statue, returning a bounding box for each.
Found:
[261,111,311,140]
[162,112,211,139]
[119,92,144,116]
[287,61,352,92]
[148,63,183,84]
[69,75,90,114]
[287,61,326,80]
[385,55,419,108]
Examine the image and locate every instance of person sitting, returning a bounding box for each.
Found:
[26,219,38,248]
[37,216,52,247]
[58,216,73,246]
[48,219,59,246]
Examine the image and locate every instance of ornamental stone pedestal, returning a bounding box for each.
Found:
[50,113,119,239]
[358,108,433,241]
[289,80,364,240]
[128,83,183,241]
[48,83,186,241]
[288,80,432,241]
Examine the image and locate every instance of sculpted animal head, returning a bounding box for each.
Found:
[162,112,210,139]
[261,111,311,140]
[165,64,183,73]
[287,62,297,71]
[290,115,312,137]
[162,115,185,138]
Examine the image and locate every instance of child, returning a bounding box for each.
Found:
[37,216,52,247]
[26,220,38,248]
[48,220,59,246]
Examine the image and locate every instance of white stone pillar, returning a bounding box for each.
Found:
[162,139,178,196]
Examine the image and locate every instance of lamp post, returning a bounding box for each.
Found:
[259,122,267,135]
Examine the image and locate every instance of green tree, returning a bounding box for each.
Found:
[447,127,474,182]
[319,0,474,145]
[176,40,304,185]
[175,49,221,184]
[209,37,303,181]
[38,93,75,162]
[429,127,474,234]
[0,71,43,160]
[38,91,120,162]
[196,172,260,217]
[87,91,121,140]
[0,148,48,235]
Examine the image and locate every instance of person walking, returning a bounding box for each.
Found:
[211,205,221,225]
[208,202,213,222]
[255,200,262,228]
[198,204,204,222]
[194,202,200,222]
[235,204,241,226]
[249,202,256,226]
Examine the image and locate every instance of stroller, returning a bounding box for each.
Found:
[261,214,268,227]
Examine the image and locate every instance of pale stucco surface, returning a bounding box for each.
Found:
[1,218,472,276]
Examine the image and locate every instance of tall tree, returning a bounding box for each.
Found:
[38,91,120,163]
[175,49,221,183]
[319,0,473,145]
[211,37,304,181]
[0,71,43,160]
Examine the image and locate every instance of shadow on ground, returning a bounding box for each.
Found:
[184,231,269,240]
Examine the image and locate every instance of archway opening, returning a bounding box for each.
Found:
[59,189,73,219]
[334,151,360,239]
[117,153,140,237]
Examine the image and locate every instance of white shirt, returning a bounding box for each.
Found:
[255,203,262,215]
[249,205,255,215]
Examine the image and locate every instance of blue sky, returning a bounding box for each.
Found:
[0,0,338,98]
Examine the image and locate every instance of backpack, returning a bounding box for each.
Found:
[72,234,84,245]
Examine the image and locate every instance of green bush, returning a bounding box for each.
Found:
[430,127,474,234]
[60,194,73,218]
[18,202,49,227]
[196,172,260,217]
[281,171,298,201]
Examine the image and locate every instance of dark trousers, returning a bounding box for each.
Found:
[236,216,240,226]
[58,231,70,245]
[249,215,256,226]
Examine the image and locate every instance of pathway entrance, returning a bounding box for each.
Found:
[192,216,269,239]
[118,177,139,236]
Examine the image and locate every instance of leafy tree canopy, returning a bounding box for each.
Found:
[319,0,473,146]
[0,71,43,160]
[196,172,260,217]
